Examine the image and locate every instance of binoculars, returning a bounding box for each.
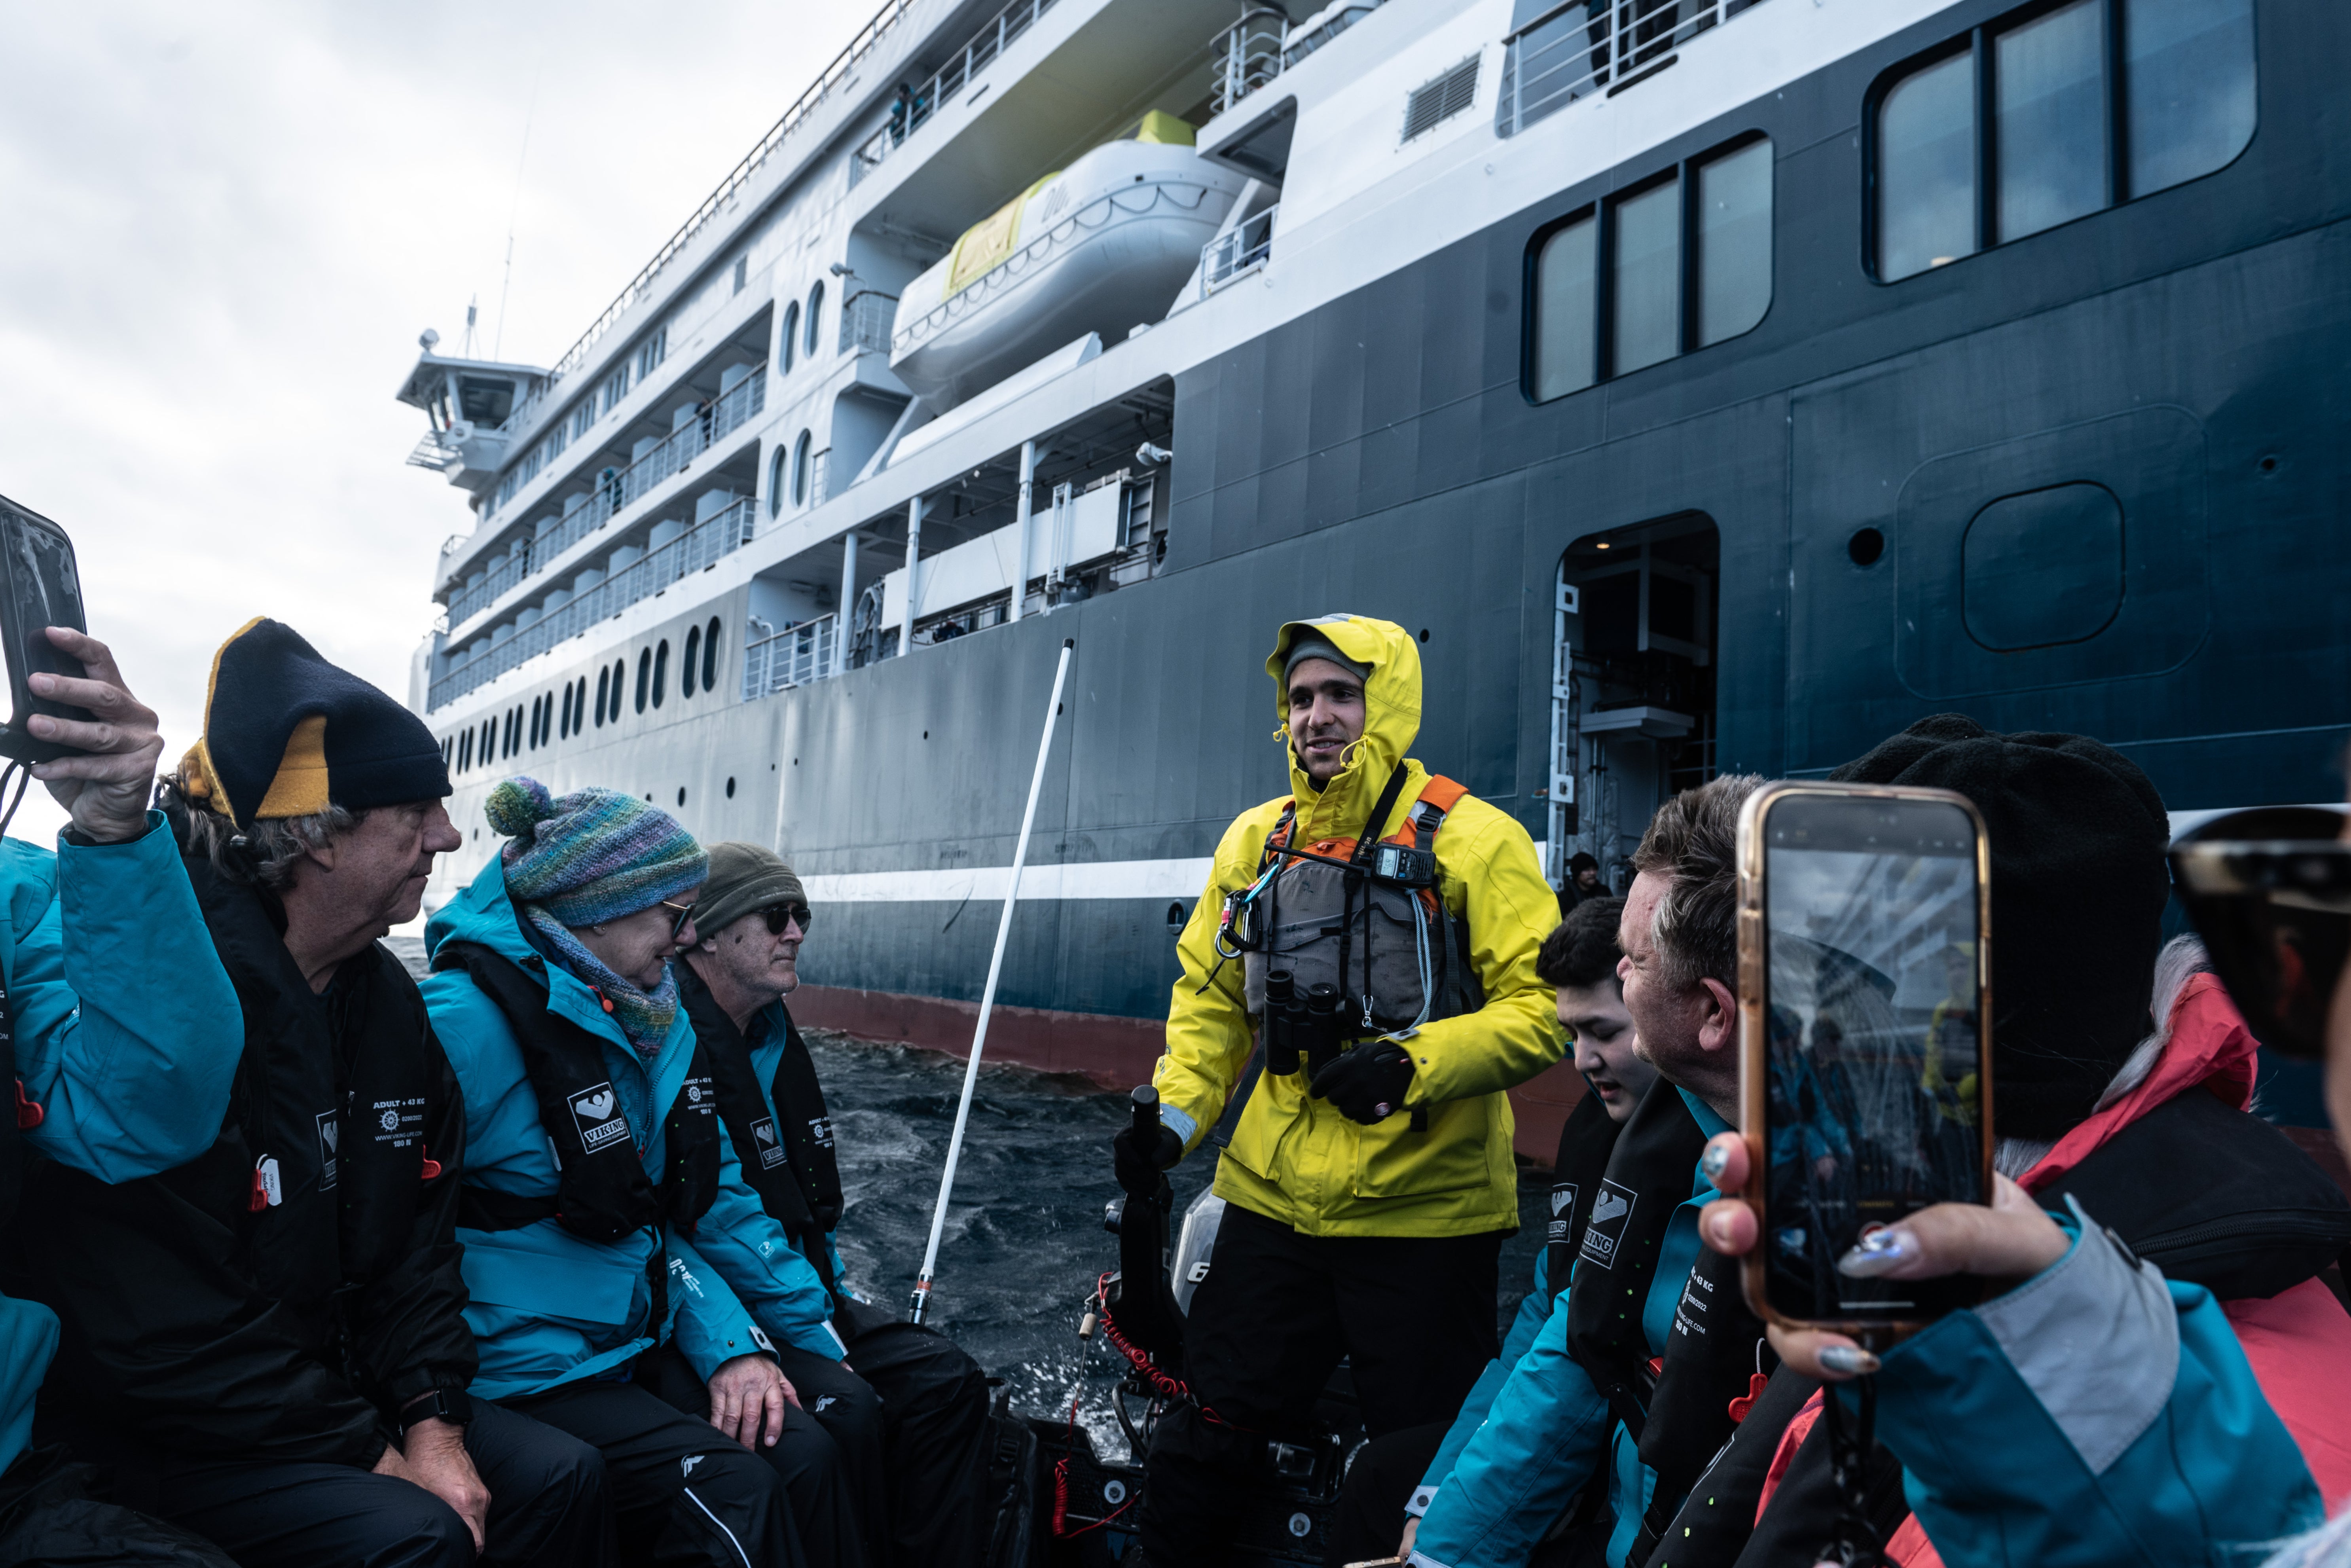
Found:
[1261,969,1354,1078]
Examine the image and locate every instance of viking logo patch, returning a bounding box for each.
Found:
[1579,1180,1638,1268]
[569,1084,630,1152]
[1545,1181,1578,1244]
[809,1115,834,1149]
[678,1075,715,1117]
[749,1116,787,1170]
[368,1097,423,1149]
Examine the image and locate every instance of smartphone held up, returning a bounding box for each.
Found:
[0,493,92,766]
[1735,783,1996,1346]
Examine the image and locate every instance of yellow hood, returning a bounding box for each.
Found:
[1265,614,1423,843]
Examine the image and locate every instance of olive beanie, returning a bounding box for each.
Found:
[691,842,808,940]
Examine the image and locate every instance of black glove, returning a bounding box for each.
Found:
[1309,1041,1416,1124]
[1114,1124,1183,1194]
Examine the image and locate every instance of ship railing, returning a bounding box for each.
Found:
[428,497,758,711]
[1211,8,1288,116]
[850,0,1062,186]
[445,368,765,628]
[1200,204,1278,296]
[1496,0,1768,139]
[1208,2,1384,117]
[406,430,463,472]
[840,290,898,355]
[741,614,838,699]
[496,0,916,434]
[891,182,1224,357]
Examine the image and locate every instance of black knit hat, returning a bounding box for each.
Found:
[178,618,451,828]
[1828,713,2170,1139]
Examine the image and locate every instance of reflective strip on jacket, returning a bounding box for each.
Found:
[1156,614,1565,1237]
[423,859,843,1401]
[0,814,246,1473]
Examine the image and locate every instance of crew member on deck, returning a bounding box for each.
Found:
[1121,613,1564,1565]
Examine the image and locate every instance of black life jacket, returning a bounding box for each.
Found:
[677,965,845,1301]
[1545,1090,1621,1304]
[1559,1078,1778,1559]
[432,940,719,1245]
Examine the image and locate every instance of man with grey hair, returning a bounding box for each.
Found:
[17,619,612,1568]
[1406,773,1767,1568]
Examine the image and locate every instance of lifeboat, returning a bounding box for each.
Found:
[889,113,1246,410]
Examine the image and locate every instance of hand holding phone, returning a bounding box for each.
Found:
[28,626,165,844]
[1734,783,2000,1346]
[1695,1134,2069,1377]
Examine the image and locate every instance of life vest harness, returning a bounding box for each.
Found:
[1214,764,1481,1086]
[432,940,721,1246]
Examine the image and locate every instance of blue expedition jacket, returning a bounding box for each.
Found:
[739,997,847,1290]
[1411,1090,1724,1568]
[1411,1100,2323,1568]
[421,862,844,1401]
[0,817,245,1473]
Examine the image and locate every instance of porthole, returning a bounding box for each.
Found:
[1849,528,1886,566]
[702,616,721,693]
[725,776,736,798]
[683,625,702,697]
[635,648,651,714]
[595,665,610,727]
[804,282,824,357]
[652,639,670,709]
[781,301,800,371]
[769,446,789,518]
[677,787,687,807]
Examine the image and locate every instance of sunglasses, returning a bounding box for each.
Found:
[658,899,697,942]
[759,902,813,935]
[2170,806,2351,1061]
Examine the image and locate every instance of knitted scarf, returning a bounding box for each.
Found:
[519,900,679,1058]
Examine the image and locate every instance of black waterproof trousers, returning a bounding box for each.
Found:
[628,1344,865,1567]
[0,1444,239,1568]
[505,1372,808,1568]
[834,1300,995,1568]
[122,1401,611,1568]
[1325,1420,1449,1568]
[1139,1203,1505,1561]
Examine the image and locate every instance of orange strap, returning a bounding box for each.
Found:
[1267,774,1468,863]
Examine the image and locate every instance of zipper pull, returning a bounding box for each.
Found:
[250,1155,282,1211]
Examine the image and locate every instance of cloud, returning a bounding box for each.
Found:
[0,0,864,840]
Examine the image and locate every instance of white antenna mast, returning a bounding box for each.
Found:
[493,60,543,362]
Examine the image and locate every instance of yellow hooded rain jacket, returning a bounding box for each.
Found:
[1154,615,1565,1237]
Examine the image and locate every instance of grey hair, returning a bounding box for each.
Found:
[1631,773,1766,995]
[157,777,363,889]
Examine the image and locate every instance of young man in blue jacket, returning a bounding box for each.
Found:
[0,626,246,1564]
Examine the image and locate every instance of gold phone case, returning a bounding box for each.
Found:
[1733,780,1996,1349]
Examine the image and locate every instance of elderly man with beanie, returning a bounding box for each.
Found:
[1674,715,2351,1566]
[13,618,612,1568]
[1128,615,1563,1565]
[679,842,995,1568]
[425,780,867,1568]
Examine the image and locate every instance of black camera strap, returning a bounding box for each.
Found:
[1816,1376,1892,1568]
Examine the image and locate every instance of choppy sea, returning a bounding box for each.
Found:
[389,938,1548,1452]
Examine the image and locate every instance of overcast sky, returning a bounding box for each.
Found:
[0,1,863,840]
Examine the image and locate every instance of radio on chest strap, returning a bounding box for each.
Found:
[433,940,719,1244]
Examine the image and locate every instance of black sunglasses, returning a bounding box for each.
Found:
[759,902,813,935]
[2170,806,2351,1061]
[658,899,696,942]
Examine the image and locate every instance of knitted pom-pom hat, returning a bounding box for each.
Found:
[485,777,707,928]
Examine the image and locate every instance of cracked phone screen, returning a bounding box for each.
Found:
[1761,794,1985,1324]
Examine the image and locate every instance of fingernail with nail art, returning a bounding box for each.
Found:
[1837,1228,1917,1277]
[1699,1143,1732,1184]
[1818,1344,1880,1377]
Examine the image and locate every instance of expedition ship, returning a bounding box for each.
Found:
[398,0,2340,1161]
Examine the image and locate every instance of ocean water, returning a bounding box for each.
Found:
[389,938,1548,1452]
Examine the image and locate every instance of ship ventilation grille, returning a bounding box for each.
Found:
[1402,55,1480,142]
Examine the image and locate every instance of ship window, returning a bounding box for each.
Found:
[781,302,800,372]
[458,731,470,771]
[804,284,824,358]
[635,649,650,715]
[1526,135,1772,402]
[1995,0,2106,243]
[1610,176,1680,375]
[1871,0,2256,282]
[558,686,570,740]
[683,626,702,697]
[456,376,515,425]
[577,677,589,731]
[1693,138,1773,346]
[769,446,788,518]
[2126,0,2256,195]
[791,431,812,507]
[613,660,626,718]
[702,617,721,693]
[652,640,670,709]
[1531,212,1597,400]
[733,257,748,295]
[595,665,610,728]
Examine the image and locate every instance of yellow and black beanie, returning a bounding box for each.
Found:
[177,617,452,828]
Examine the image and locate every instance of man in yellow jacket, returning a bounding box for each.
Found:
[1123,614,1563,1563]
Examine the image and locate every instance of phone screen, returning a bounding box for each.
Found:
[1760,793,1985,1324]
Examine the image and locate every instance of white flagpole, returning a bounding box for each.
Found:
[909,637,1074,1323]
